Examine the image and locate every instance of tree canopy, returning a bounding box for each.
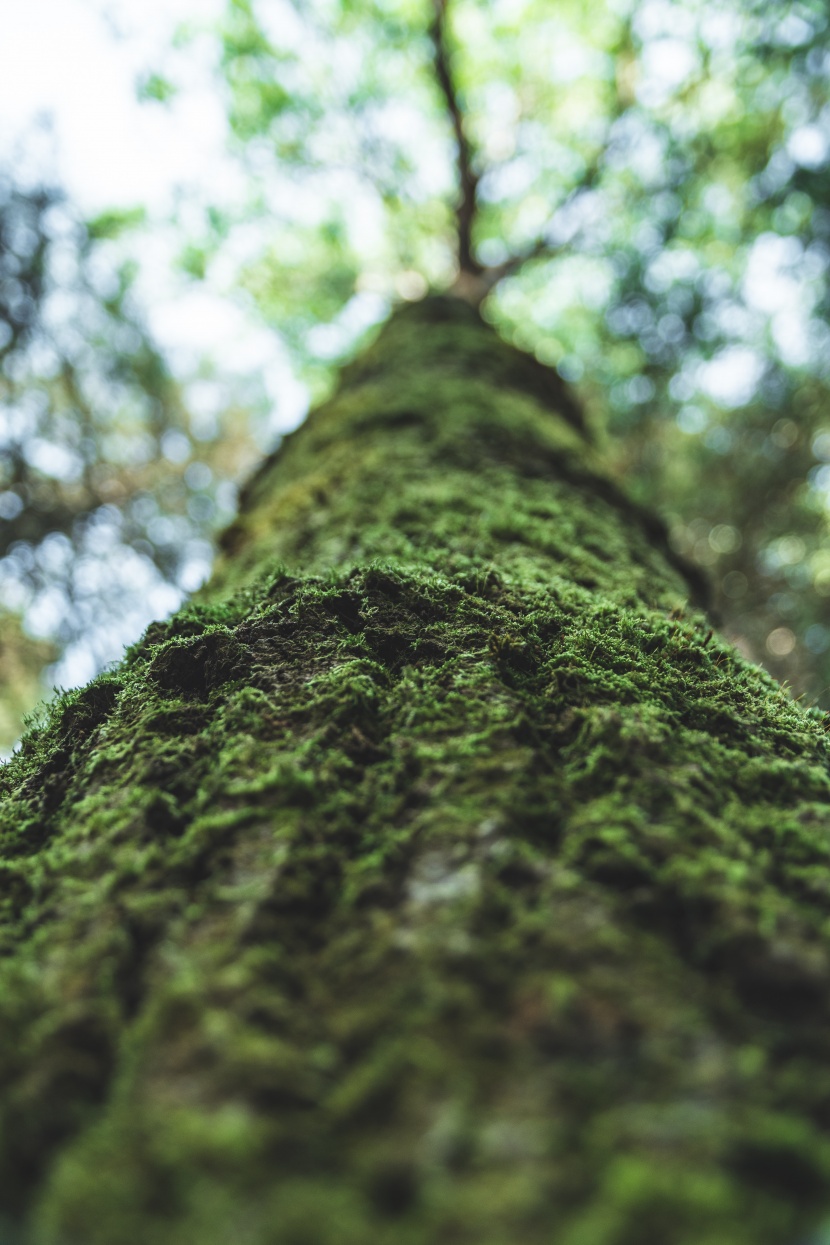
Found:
[3,0,830,738]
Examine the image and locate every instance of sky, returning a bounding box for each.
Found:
[0,0,226,213]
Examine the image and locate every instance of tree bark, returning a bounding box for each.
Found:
[3,297,830,1245]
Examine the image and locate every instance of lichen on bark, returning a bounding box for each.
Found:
[2,297,830,1244]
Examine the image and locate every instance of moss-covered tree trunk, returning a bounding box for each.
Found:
[4,298,830,1245]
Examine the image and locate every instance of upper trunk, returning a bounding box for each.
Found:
[211,297,691,606]
[2,298,830,1245]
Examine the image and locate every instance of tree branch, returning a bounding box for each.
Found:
[429,0,481,275]
[465,78,634,305]
[471,160,603,298]
[480,236,566,290]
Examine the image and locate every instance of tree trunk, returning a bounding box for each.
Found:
[3,297,830,1245]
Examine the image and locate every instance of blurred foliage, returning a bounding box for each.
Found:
[0,176,260,748]
[0,611,56,754]
[6,0,830,742]
[168,0,830,705]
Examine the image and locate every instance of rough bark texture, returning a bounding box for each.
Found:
[3,298,830,1244]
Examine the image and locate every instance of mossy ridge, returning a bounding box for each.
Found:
[212,299,704,610]
[0,563,827,1243]
[0,298,829,1242]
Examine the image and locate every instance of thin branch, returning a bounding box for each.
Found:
[480,236,566,291]
[473,160,603,297]
[451,174,594,308]
[467,71,635,305]
[429,0,481,275]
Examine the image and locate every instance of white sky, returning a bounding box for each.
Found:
[0,0,227,213]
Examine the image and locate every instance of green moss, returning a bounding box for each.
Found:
[1,297,829,1242]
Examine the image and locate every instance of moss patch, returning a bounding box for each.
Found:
[1,299,829,1244]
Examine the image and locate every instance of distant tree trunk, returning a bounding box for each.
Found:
[4,297,830,1245]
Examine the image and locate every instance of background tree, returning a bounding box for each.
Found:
[0,170,264,750]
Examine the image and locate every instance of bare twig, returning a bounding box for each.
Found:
[466,81,632,304]
[480,236,566,290]
[429,0,481,276]
[472,158,604,297]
